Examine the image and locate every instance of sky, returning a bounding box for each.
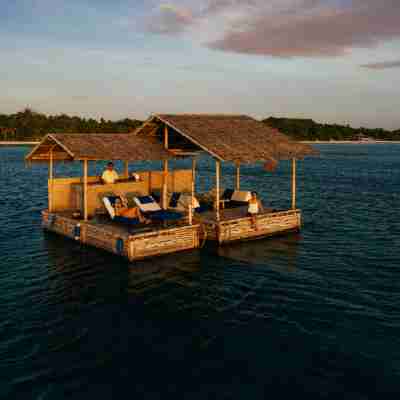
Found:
[1,0,400,129]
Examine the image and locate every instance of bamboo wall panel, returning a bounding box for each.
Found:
[128,225,200,260]
[51,177,98,212]
[72,180,151,216]
[147,170,192,193]
[202,210,301,244]
[51,169,193,216]
[84,224,130,257]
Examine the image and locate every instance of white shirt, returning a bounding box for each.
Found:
[101,169,119,184]
[248,201,259,214]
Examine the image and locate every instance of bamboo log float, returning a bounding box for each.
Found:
[83,159,88,221]
[292,158,296,210]
[235,163,240,190]
[216,159,221,221]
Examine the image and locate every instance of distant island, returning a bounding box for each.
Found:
[1,108,400,142]
[0,109,143,142]
[263,117,400,142]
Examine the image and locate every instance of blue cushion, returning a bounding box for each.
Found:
[146,210,183,221]
[226,200,248,208]
[107,195,122,206]
[137,195,155,204]
[194,205,209,214]
[169,192,181,208]
[114,216,140,225]
[151,190,161,203]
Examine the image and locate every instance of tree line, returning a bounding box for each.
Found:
[263,117,400,141]
[1,109,399,141]
[0,109,143,141]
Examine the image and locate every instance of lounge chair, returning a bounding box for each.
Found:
[102,195,141,226]
[168,192,208,213]
[220,189,252,208]
[134,195,183,223]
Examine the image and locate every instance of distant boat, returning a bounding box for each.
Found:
[352,133,377,143]
[358,137,377,143]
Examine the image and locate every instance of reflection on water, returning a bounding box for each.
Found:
[43,232,129,306]
[216,233,301,273]
[128,250,202,295]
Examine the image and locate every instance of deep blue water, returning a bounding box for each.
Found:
[0,145,400,399]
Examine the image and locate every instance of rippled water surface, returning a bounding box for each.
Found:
[1,145,400,399]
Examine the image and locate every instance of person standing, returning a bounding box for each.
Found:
[248,191,263,230]
[101,162,119,184]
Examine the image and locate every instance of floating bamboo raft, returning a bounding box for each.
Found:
[42,211,200,261]
[198,209,301,244]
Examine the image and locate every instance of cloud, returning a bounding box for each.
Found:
[361,60,400,70]
[146,0,400,58]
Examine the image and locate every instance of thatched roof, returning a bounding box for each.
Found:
[152,114,317,163]
[26,133,172,162]
[26,114,318,164]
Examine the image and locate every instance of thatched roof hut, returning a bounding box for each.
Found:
[135,114,317,163]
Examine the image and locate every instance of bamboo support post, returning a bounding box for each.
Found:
[291,158,296,210]
[148,171,152,193]
[164,125,169,149]
[48,148,54,212]
[83,159,88,221]
[235,163,240,190]
[123,161,129,178]
[215,159,221,221]
[188,205,193,225]
[162,160,168,209]
[191,157,196,199]
[191,158,196,225]
[162,125,169,209]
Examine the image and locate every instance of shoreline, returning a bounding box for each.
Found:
[301,140,400,144]
[0,141,39,146]
[2,140,400,147]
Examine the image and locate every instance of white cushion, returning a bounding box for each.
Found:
[131,173,140,181]
[134,196,161,212]
[231,190,251,202]
[177,194,200,210]
[103,197,115,219]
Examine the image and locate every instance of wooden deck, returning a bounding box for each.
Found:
[42,210,200,261]
[41,206,302,260]
[195,207,301,244]
[195,206,274,223]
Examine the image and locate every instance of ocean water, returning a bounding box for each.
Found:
[0,145,399,399]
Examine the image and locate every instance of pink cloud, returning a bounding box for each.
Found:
[146,1,400,58]
[207,0,400,57]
